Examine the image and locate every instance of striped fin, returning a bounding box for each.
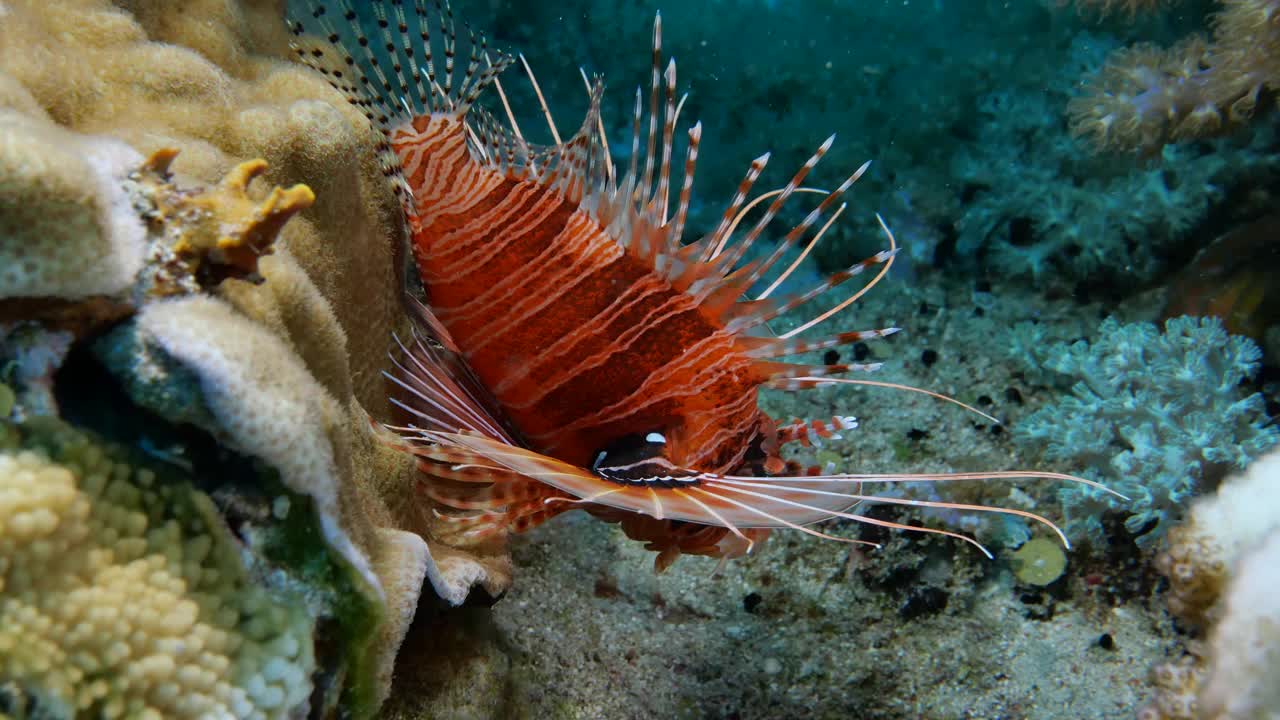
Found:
[385,298,590,540]
[743,327,901,359]
[417,430,1122,560]
[289,0,513,124]
[288,0,517,208]
[547,14,886,371]
[774,416,860,448]
[385,296,521,444]
[531,12,880,378]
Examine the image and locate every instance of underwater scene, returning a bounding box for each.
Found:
[1,0,1278,718]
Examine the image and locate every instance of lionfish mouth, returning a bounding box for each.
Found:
[290,1,1123,571]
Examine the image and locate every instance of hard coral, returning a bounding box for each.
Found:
[135,295,379,591]
[0,441,314,719]
[0,0,511,712]
[0,111,145,299]
[0,0,408,411]
[1198,529,1280,719]
[1143,450,1280,719]
[1159,450,1280,624]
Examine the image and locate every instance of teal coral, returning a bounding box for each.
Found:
[951,34,1255,284]
[1016,315,1277,545]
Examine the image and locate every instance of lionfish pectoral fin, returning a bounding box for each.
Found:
[385,312,522,445]
[419,432,866,551]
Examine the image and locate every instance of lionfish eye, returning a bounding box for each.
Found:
[591,431,667,472]
[591,431,699,488]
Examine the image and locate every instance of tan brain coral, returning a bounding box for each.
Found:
[0,111,145,299]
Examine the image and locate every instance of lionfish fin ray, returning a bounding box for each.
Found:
[289,0,518,200]
[386,296,523,444]
[290,0,513,122]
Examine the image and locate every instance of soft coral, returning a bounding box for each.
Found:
[1069,0,1277,153]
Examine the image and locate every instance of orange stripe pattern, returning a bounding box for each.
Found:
[394,116,766,473]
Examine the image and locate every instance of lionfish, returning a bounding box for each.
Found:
[289,1,1113,572]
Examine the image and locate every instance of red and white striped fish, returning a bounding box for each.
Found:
[289,1,1116,571]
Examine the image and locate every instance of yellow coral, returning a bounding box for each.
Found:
[0,445,314,719]
[140,148,316,289]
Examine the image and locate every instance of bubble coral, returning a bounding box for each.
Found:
[0,437,314,719]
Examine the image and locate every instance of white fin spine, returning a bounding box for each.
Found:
[289,0,513,126]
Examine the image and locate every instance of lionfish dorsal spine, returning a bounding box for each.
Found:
[290,0,512,120]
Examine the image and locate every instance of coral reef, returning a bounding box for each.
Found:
[1142,449,1280,719]
[1,0,1275,718]
[1197,530,1280,719]
[1015,315,1277,545]
[1158,449,1280,625]
[947,32,1278,285]
[0,0,511,714]
[0,112,145,300]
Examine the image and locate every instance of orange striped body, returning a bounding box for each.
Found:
[394,116,767,473]
[290,1,1102,581]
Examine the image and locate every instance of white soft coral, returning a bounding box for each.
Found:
[1151,450,1280,720]
[1199,528,1280,720]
